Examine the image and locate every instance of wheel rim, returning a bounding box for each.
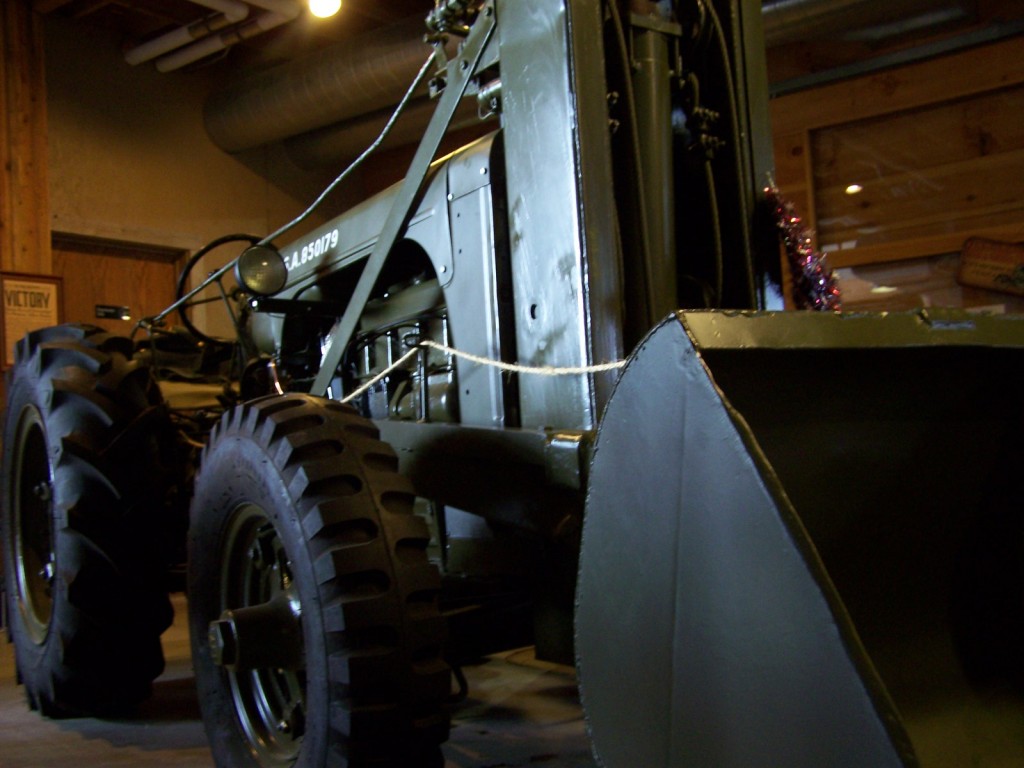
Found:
[217,504,306,766]
[11,405,56,645]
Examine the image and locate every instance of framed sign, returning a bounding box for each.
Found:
[1,273,62,369]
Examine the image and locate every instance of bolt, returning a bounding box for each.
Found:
[33,482,51,502]
[38,560,55,583]
[248,535,276,571]
[277,703,306,739]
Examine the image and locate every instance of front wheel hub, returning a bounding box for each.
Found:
[208,593,304,672]
[215,504,308,765]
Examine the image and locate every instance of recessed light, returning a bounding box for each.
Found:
[308,0,341,19]
[845,183,864,195]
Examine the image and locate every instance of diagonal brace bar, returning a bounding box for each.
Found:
[311,2,497,396]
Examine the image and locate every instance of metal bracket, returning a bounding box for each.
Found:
[311,1,497,396]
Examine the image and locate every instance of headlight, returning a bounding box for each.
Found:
[235,245,288,296]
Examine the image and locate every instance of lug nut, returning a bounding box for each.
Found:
[248,535,276,571]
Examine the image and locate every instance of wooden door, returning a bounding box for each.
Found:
[52,235,184,336]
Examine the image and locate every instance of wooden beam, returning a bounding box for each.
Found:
[1,0,51,274]
[32,0,73,13]
[770,35,1024,136]
[70,0,115,20]
[827,222,1024,268]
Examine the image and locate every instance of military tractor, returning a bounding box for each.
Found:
[4,1,1024,766]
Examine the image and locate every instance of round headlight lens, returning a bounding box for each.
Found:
[235,245,288,296]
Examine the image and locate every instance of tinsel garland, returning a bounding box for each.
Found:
[765,183,842,311]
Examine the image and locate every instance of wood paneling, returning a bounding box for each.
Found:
[812,86,1024,258]
[770,35,1024,267]
[52,237,183,335]
[1,0,50,275]
[771,36,1024,136]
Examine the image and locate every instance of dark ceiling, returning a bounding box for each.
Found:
[31,0,1024,92]
[34,0,428,38]
[33,0,430,73]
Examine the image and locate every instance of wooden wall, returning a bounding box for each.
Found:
[771,34,1024,269]
[51,236,183,335]
[0,0,50,275]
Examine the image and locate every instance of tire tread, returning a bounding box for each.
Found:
[194,393,449,767]
[1,324,174,717]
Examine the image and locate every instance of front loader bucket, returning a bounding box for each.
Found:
[577,309,1024,767]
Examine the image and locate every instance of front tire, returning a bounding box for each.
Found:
[1,324,175,716]
[188,394,449,767]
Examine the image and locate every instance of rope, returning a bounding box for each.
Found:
[340,340,625,404]
[422,340,626,374]
[341,347,420,404]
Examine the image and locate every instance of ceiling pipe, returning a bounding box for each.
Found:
[155,0,302,73]
[124,0,250,66]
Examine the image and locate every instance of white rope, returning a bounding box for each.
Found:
[421,340,626,374]
[340,339,625,404]
[341,347,421,404]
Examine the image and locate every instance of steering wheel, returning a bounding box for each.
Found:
[175,233,263,345]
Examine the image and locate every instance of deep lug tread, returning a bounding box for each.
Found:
[39,342,108,376]
[2,324,175,718]
[190,393,449,767]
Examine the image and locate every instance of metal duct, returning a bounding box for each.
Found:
[203,14,436,153]
[762,0,972,47]
[283,95,484,170]
[204,0,974,160]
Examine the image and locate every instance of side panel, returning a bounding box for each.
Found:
[249,170,453,355]
[444,140,508,427]
[497,0,623,430]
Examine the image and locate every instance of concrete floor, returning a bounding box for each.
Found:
[6,594,1024,767]
[0,594,596,768]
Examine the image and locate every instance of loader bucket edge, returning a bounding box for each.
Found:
[576,309,1024,767]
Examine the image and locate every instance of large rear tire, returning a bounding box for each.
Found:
[1,324,175,716]
[188,394,449,767]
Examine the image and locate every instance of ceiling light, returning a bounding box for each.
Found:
[308,0,341,18]
[845,183,863,195]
